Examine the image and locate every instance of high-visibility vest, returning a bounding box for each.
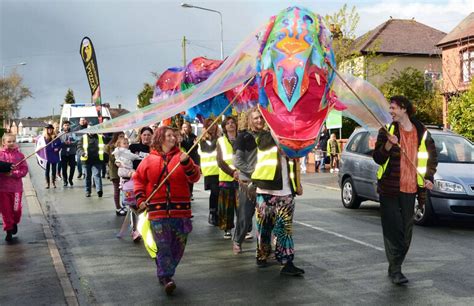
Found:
[251,144,297,191]
[217,136,235,182]
[376,124,429,187]
[198,143,219,177]
[81,134,104,161]
[327,139,341,156]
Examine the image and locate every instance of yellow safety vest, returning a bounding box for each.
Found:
[327,139,341,156]
[252,144,297,192]
[81,134,104,161]
[217,136,235,182]
[198,143,219,177]
[137,211,157,258]
[376,124,429,187]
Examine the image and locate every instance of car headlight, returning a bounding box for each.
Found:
[434,179,465,193]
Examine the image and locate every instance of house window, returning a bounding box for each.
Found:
[461,48,474,83]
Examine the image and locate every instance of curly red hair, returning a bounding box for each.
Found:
[151,126,177,153]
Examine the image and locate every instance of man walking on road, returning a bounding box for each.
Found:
[77,133,105,197]
[59,121,77,187]
[373,96,437,285]
[232,108,265,254]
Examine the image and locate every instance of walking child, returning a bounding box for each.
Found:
[327,133,340,173]
[0,134,29,242]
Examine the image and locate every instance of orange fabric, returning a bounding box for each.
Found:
[399,127,418,193]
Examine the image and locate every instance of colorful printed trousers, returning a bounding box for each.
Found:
[255,193,295,264]
[217,187,237,231]
[0,192,22,231]
[151,218,192,279]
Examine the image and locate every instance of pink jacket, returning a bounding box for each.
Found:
[0,146,29,193]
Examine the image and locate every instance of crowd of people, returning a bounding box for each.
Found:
[0,95,438,293]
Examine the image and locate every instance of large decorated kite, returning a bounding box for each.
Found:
[83,6,391,158]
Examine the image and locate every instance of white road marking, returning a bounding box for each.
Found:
[294,220,384,252]
[196,186,384,252]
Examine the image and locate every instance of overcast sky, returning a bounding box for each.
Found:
[1,0,472,118]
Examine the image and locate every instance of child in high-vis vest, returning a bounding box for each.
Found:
[0,134,29,242]
[113,137,144,242]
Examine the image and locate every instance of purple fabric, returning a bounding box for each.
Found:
[151,218,192,278]
[44,138,62,163]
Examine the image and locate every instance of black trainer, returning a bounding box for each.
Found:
[280,261,305,276]
[5,231,13,242]
[63,181,68,187]
[69,179,74,186]
[391,272,409,285]
[256,259,268,268]
[12,224,18,235]
[98,191,103,197]
[86,192,91,197]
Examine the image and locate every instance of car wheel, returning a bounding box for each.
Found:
[414,196,436,226]
[341,177,362,209]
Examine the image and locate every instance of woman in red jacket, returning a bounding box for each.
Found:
[134,126,200,295]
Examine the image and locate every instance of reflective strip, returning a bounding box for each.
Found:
[201,161,218,168]
[200,151,217,158]
[417,167,427,174]
[418,151,429,159]
[377,124,395,180]
[257,159,279,166]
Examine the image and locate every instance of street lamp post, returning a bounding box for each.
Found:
[181,3,224,60]
[2,62,27,78]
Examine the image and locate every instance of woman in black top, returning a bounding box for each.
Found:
[129,127,153,169]
[180,122,200,200]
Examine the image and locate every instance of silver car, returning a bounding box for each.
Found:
[338,127,474,225]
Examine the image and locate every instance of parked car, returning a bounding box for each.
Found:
[16,135,34,143]
[338,127,474,225]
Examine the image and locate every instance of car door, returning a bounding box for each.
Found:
[354,132,379,200]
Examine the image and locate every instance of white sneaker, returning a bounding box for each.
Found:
[335,168,339,172]
[330,169,334,173]
[223,231,232,239]
[245,232,253,240]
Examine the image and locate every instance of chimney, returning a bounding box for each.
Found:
[118,104,122,109]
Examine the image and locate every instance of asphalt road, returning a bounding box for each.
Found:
[1,144,473,305]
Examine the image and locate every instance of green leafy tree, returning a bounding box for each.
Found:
[137,83,154,109]
[0,72,32,125]
[64,88,76,104]
[448,82,474,141]
[381,67,443,125]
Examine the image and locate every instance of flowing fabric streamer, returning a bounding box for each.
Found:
[80,26,264,134]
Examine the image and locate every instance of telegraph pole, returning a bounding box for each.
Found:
[182,36,187,67]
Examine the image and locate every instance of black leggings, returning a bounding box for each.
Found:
[45,162,57,182]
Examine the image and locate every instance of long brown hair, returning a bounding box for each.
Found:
[202,118,218,141]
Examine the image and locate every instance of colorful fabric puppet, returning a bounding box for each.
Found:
[83,6,390,156]
[256,6,346,158]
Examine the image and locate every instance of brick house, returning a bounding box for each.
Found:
[345,18,446,87]
[436,13,474,127]
[9,118,46,136]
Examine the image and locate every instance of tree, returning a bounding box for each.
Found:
[448,82,474,141]
[325,4,393,78]
[137,83,154,109]
[0,72,32,123]
[64,88,76,104]
[381,67,443,125]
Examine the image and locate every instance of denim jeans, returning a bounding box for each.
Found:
[84,163,103,193]
[76,154,83,176]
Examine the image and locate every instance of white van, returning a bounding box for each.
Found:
[59,103,111,130]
